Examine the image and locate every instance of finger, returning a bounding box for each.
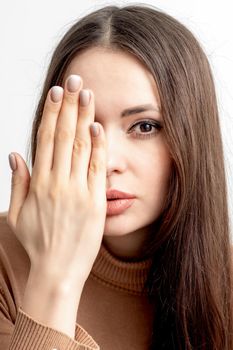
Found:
[32,86,64,178]
[7,153,31,230]
[88,122,107,202]
[52,75,83,181]
[70,89,95,185]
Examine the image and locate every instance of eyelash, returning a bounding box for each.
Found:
[128,119,163,139]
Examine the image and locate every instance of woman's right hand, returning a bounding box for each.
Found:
[7,74,107,290]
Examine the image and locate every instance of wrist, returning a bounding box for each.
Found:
[29,259,85,295]
[27,264,84,301]
[21,267,84,337]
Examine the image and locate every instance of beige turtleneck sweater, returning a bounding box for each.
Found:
[0,212,156,350]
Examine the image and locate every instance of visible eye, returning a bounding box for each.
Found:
[128,119,163,140]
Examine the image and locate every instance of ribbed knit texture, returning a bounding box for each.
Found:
[10,308,99,350]
[91,242,153,296]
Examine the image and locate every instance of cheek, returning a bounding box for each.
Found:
[135,147,172,197]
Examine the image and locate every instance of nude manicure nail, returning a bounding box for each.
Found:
[80,90,90,106]
[8,153,17,171]
[67,75,81,92]
[50,86,63,103]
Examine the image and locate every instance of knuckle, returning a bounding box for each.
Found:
[44,102,60,114]
[47,185,63,201]
[55,128,74,142]
[11,173,24,188]
[47,188,58,201]
[73,136,89,152]
[79,110,89,120]
[92,136,105,149]
[89,159,105,174]
[37,127,54,144]
[29,177,47,196]
[64,93,77,105]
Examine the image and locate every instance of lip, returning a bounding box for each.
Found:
[106,189,136,200]
[106,198,135,216]
[106,189,136,216]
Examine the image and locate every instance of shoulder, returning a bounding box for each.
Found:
[0,212,31,324]
[0,211,29,261]
[0,211,20,253]
[0,211,11,236]
[0,211,12,246]
[0,211,30,290]
[0,211,8,224]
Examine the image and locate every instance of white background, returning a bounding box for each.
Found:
[0,1,232,239]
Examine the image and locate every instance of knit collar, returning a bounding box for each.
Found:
[90,241,154,296]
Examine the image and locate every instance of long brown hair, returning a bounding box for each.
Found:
[26,4,233,349]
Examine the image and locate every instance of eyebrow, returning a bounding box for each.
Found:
[121,104,161,118]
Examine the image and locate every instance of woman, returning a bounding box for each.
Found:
[0,4,232,349]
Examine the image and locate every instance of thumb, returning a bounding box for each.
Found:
[7,152,31,230]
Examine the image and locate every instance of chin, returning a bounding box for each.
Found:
[103,215,145,237]
[103,211,160,238]
[103,219,134,236]
[103,227,131,237]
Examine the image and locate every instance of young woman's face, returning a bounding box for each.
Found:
[63,47,172,257]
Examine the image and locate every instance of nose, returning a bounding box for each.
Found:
[105,130,127,177]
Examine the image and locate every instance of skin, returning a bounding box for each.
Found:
[7,46,172,337]
[63,47,172,261]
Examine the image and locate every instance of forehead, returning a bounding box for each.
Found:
[63,47,161,108]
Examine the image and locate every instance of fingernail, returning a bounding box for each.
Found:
[80,89,90,107]
[8,153,17,171]
[90,123,100,137]
[66,75,81,93]
[50,86,63,103]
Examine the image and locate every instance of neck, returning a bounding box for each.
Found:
[102,223,155,262]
